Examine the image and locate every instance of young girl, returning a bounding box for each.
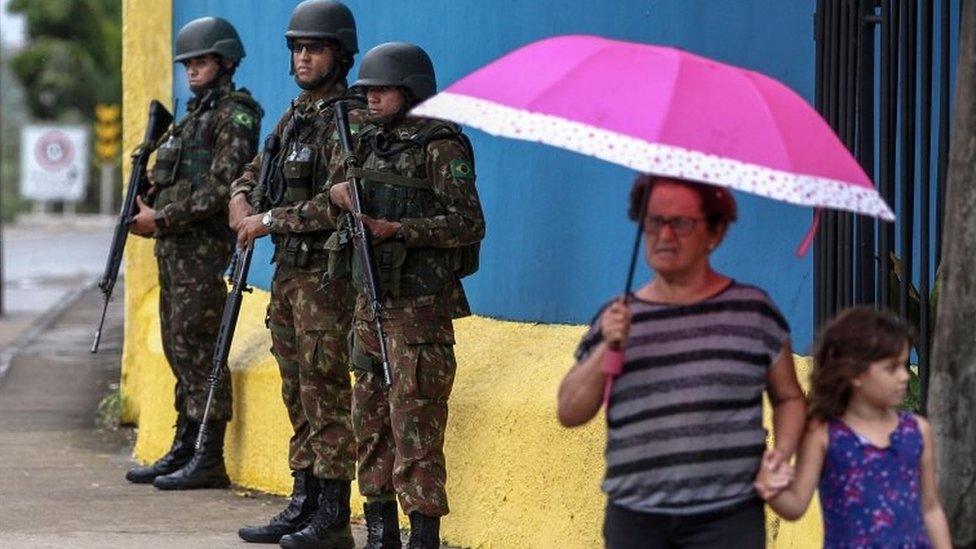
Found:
[757,307,952,548]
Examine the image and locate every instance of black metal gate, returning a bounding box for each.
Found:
[813,0,957,412]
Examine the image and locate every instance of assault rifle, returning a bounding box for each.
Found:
[91,100,173,353]
[196,133,281,448]
[333,101,393,386]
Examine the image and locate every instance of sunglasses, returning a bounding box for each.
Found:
[290,42,331,55]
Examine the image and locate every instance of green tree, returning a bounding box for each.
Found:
[7,0,121,121]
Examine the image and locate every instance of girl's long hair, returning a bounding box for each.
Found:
[809,307,911,420]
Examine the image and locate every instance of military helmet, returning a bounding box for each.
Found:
[354,42,437,102]
[285,0,358,55]
[174,17,245,63]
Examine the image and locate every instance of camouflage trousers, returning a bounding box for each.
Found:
[157,236,233,423]
[268,266,355,480]
[351,311,457,517]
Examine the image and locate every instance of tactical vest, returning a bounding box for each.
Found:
[153,87,261,236]
[266,98,344,268]
[351,119,479,299]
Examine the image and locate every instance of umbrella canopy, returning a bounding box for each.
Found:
[413,34,894,221]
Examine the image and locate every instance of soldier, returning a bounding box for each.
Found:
[229,1,362,546]
[328,42,486,549]
[124,16,262,490]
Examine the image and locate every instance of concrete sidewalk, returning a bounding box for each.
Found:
[0,281,394,548]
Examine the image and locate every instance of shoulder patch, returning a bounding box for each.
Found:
[232,109,255,129]
[450,158,474,180]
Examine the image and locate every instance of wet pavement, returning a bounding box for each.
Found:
[0,216,446,548]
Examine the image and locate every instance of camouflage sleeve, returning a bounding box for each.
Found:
[230,108,290,201]
[398,138,485,248]
[266,107,367,234]
[157,102,261,233]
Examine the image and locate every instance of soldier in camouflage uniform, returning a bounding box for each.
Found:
[229,1,363,547]
[328,42,485,549]
[125,17,262,491]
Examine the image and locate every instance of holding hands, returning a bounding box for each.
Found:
[754,448,795,501]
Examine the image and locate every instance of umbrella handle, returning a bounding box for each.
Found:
[602,348,624,406]
[795,208,823,257]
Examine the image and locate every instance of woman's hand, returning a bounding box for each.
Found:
[600,298,631,348]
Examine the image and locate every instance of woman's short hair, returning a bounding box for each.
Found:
[628,175,738,231]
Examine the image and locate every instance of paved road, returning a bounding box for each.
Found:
[0,216,114,349]
[0,267,439,548]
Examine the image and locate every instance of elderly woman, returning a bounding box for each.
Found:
[557,175,806,548]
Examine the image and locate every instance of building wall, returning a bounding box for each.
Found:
[121,1,907,546]
[173,0,823,349]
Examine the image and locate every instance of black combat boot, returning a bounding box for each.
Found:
[238,469,321,543]
[125,415,198,484]
[152,421,230,490]
[364,499,402,549]
[278,479,354,549]
[406,512,440,549]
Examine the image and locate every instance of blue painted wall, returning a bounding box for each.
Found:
[171,0,955,350]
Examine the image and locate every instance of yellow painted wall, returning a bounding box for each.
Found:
[120,3,823,546]
[120,0,172,426]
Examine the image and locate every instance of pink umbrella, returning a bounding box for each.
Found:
[412,34,894,403]
[414,34,893,221]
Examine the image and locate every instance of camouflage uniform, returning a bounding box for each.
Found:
[229,85,364,481]
[152,80,262,424]
[335,116,485,517]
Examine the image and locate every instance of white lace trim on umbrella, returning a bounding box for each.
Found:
[413,92,895,221]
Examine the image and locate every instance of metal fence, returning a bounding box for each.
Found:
[813,0,956,412]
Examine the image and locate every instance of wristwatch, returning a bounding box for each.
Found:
[262,211,273,228]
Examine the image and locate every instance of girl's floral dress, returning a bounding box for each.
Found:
[819,411,930,548]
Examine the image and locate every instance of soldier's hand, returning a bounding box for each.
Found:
[360,215,401,243]
[600,298,631,348]
[329,182,353,211]
[237,213,269,249]
[146,167,156,185]
[129,195,158,237]
[228,192,252,231]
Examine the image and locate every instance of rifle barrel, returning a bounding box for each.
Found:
[334,101,393,386]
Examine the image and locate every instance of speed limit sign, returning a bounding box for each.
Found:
[20,125,89,201]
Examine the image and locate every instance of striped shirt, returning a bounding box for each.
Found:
[575,282,789,515]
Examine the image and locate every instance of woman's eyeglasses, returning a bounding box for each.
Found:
[644,215,705,236]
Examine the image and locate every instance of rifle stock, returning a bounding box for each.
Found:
[91,100,173,353]
[195,133,280,448]
[333,101,393,386]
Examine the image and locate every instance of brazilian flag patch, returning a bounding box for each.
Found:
[450,158,474,180]
[232,110,254,129]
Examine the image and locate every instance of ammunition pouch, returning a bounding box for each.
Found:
[272,233,331,268]
[153,137,182,188]
[324,226,352,282]
[282,144,317,202]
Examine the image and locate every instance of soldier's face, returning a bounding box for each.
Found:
[183,55,222,93]
[366,87,406,118]
[292,39,335,86]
